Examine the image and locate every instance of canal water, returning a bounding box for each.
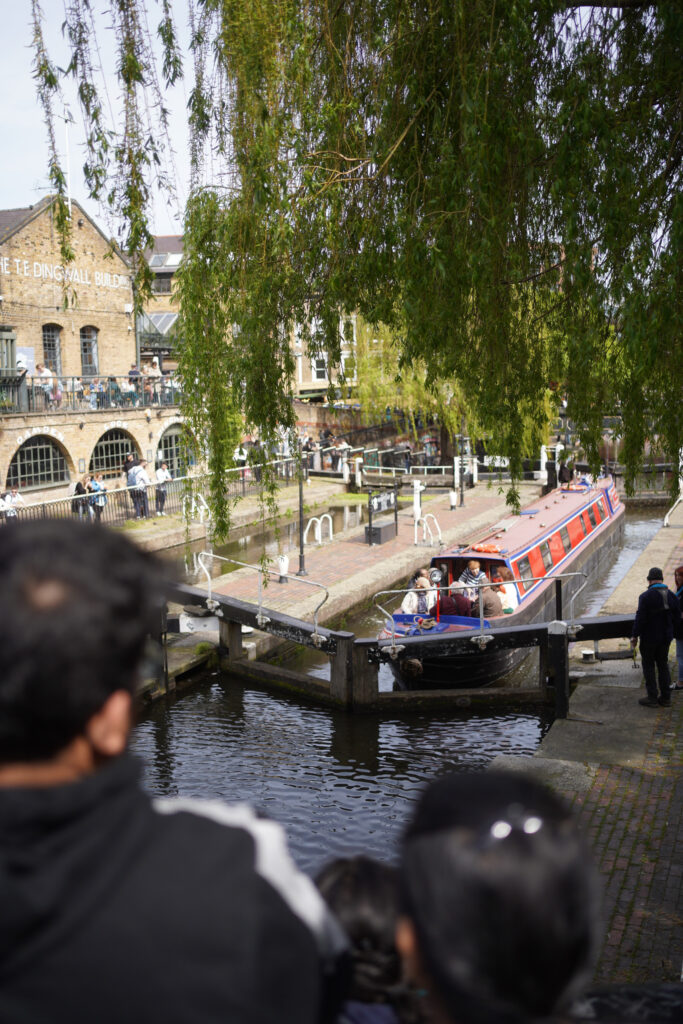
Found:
[130,506,663,873]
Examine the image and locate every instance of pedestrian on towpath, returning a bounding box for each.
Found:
[0,521,346,1024]
[631,566,680,708]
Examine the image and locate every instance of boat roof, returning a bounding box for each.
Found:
[442,480,616,562]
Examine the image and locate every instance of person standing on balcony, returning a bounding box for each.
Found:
[35,363,53,409]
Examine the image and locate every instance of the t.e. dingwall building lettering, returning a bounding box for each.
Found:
[0,195,135,375]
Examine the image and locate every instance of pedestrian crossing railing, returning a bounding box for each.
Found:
[196,552,330,644]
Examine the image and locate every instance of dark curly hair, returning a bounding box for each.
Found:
[0,519,168,762]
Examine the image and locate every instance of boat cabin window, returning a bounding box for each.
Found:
[560,526,571,553]
[594,500,604,522]
[587,505,598,529]
[515,556,534,592]
[539,541,554,571]
[578,514,587,537]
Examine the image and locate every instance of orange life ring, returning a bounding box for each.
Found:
[472,543,501,554]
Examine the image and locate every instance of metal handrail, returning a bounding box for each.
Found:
[664,495,682,528]
[414,513,442,546]
[197,551,330,646]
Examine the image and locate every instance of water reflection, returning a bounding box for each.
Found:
[131,672,551,872]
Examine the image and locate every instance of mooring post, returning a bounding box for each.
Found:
[547,620,570,719]
[555,578,563,620]
[350,644,379,707]
[219,619,243,661]
[329,631,355,705]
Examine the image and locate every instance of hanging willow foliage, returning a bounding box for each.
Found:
[31,1,683,521]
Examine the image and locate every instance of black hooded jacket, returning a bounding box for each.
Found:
[632,583,680,648]
[0,755,344,1023]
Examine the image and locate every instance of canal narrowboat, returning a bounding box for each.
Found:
[379,477,625,689]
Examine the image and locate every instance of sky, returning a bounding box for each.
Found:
[1,4,191,237]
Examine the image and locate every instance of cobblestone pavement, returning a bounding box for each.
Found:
[567,698,682,984]
[558,528,683,985]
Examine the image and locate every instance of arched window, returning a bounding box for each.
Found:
[80,325,99,376]
[42,324,62,376]
[6,436,70,491]
[158,424,191,478]
[89,429,138,479]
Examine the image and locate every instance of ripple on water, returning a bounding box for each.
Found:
[131,673,551,872]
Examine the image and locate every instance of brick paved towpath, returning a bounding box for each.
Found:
[495,502,683,985]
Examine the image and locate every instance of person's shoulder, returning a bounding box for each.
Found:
[151,797,330,931]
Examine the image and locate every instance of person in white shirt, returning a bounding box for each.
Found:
[132,461,152,519]
[4,487,26,518]
[155,462,172,516]
[401,576,437,615]
[492,565,520,612]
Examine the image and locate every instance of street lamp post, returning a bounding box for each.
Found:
[296,442,308,576]
[459,414,466,507]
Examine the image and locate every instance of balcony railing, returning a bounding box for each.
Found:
[0,375,182,415]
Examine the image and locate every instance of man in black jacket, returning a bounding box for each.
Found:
[0,521,345,1024]
[631,566,680,708]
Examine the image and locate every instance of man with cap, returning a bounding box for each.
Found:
[630,567,680,708]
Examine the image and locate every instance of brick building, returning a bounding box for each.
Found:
[0,197,185,501]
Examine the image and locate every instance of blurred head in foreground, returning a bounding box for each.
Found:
[316,855,424,1024]
[0,519,166,769]
[397,771,601,1024]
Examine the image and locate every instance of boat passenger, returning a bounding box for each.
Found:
[396,771,601,1024]
[492,566,519,612]
[458,559,487,602]
[476,585,503,619]
[440,582,472,617]
[401,576,436,615]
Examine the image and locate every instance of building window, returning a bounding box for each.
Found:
[152,274,173,294]
[89,429,138,479]
[42,324,62,376]
[313,357,327,381]
[80,326,99,376]
[6,436,69,490]
[159,424,190,477]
